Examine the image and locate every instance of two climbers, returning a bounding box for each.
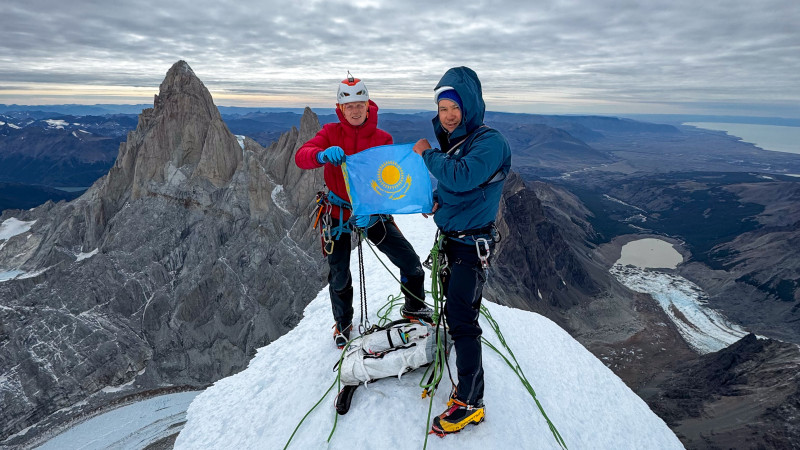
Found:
[294,74,432,349]
[295,68,511,437]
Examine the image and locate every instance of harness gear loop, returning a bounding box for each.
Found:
[312,188,356,255]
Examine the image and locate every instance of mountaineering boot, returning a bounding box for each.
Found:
[430,398,485,436]
[401,304,434,322]
[333,323,352,349]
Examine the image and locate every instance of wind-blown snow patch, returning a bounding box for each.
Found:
[611,264,748,353]
[0,218,36,241]
[176,215,681,450]
[76,249,99,261]
[45,119,68,129]
[271,185,290,214]
[17,267,49,279]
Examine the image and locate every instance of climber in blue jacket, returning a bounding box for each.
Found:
[413,66,511,436]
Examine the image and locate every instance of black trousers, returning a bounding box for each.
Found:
[327,217,426,329]
[442,238,490,406]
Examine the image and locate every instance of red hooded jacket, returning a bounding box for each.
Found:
[295,100,392,220]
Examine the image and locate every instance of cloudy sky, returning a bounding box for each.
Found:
[1,0,798,117]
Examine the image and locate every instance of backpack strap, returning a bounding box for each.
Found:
[447,125,507,188]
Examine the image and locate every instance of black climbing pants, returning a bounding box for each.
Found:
[327,217,426,330]
[442,237,491,406]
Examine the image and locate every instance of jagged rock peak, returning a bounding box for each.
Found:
[102,60,242,204]
[153,60,217,118]
[299,107,319,136]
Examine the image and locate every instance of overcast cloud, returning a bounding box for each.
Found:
[1,0,798,117]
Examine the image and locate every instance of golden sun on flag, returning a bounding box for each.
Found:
[371,161,411,200]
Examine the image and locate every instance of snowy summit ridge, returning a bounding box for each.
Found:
[176,215,682,449]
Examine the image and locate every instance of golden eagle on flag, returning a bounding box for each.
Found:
[342,143,433,215]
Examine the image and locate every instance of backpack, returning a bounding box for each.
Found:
[334,319,452,415]
[337,319,448,386]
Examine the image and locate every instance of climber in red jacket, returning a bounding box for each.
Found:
[295,73,431,349]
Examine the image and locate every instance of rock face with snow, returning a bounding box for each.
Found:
[0,61,327,445]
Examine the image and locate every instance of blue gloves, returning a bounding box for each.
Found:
[317,146,345,166]
[351,214,372,228]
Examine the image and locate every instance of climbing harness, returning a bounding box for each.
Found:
[440,223,501,280]
[311,188,354,255]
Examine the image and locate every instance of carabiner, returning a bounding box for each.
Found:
[475,238,491,278]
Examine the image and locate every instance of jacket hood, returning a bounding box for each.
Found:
[433,66,485,144]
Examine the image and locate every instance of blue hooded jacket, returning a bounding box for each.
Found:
[422,67,512,233]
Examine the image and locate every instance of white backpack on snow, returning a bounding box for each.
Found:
[337,320,449,386]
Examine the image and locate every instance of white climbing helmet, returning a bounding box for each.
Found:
[337,72,369,104]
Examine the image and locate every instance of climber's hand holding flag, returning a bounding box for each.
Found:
[342,142,434,216]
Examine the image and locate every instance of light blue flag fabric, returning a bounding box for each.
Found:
[342,142,433,215]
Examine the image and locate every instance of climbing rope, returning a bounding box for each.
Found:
[356,232,371,333]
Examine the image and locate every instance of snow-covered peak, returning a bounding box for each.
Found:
[175,215,682,449]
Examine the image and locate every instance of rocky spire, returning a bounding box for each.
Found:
[101,60,242,207]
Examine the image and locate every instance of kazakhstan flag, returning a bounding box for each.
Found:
[342,142,433,215]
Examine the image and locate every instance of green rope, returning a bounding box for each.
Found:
[283,377,337,449]
[284,334,357,449]
[360,231,434,311]
[479,305,568,450]
[376,293,404,327]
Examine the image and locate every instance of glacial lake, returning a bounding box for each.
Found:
[684,122,800,155]
[615,238,683,269]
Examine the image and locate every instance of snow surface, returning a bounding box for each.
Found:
[0,218,36,241]
[37,391,201,450]
[235,135,245,150]
[75,249,99,261]
[8,122,21,129]
[611,264,748,353]
[176,214,682,450]
[0,270,24,282]
[271,185,290,214]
